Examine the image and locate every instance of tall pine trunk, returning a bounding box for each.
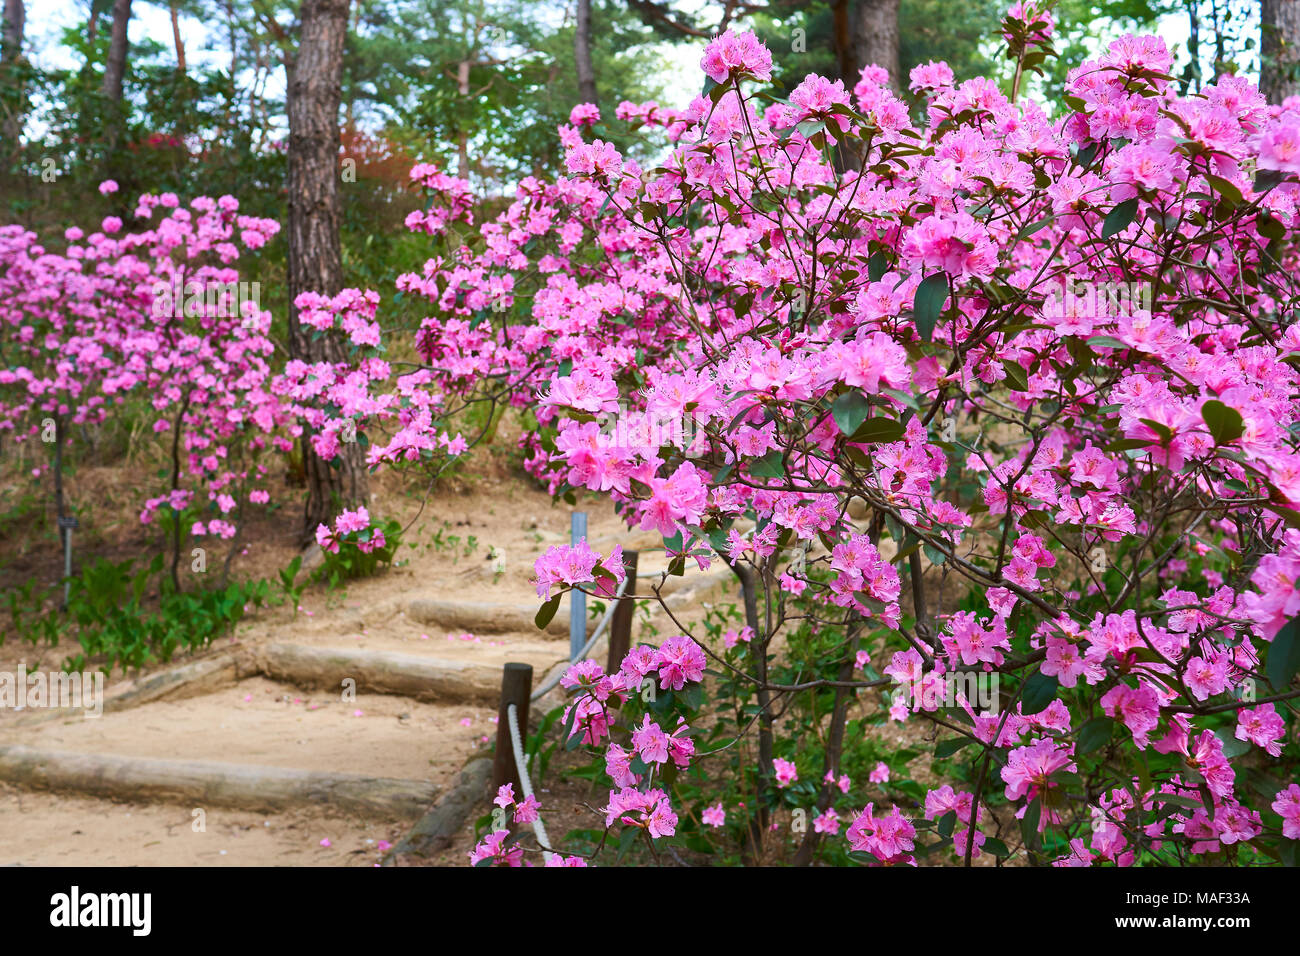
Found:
[1,0,24,153]
[575,0,597,106]
[102,0,131,101]
[1262,0,1300,102]
[101,0,131,162]
[832,0,900,94]
[850,0,899,91]
[169,0,186,74]
[287,0,367,544]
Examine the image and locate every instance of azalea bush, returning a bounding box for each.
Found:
[0,179,412,636]
[312,507,404,587]
[0,184,290,587]
[408,4,1300,866]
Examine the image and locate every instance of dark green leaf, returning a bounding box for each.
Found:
[1020,671,1058,714]
[849,417,906,444]
[1102,197,1139,238]
[913,272,949,342]
[1076,716,1114,756]
[751,450,785,478]
[935,737,976,759]
[1001,361,1029,391]
[1201,399,1244,446]
[832,390,871,437]
[535,593,561,630]
[1266,616,1300,691]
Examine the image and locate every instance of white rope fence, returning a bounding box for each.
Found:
[506,700,554,864]
[500,550,645,863]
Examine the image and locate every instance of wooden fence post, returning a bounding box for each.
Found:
[606,550,638,674]
[492,662,533,794]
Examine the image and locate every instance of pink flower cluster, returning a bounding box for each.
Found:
[314,506,386,554]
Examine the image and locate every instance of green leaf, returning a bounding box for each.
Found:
[1266,616,1300,691]
[1076,716,1114,756]
[1106,437,1155,451]
[1020,671,1058,714]
[1254,168,1290,192]
[982,837,1011,858]
[1001,360,1029,391]
[832,390,871,437]
[937,810,957,838]
[1102,197,1139,238]
[1016,216,1053,240]
[1020,798,1043,853]
[1215,727,1251,760]
[923,544,947,566]
[1201,399,1244,446]
[535,593,562,630]
[849,417,906,444]
[750,450,785,478]
[867,251,889,282]
[913,272,949,342]
[1204,174,1243,207]
[935,736,976,759]
[796,118,826,138]
[1086,335,1127,349]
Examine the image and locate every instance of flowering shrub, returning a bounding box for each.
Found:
[423,8,1300,865]
[313,507,403,587]
[0,187,290,587]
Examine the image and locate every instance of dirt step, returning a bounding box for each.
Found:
[0,676,491,792]
[0,745,439,820]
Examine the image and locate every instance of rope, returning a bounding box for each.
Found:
[506,701,554,864]
[511,571,634,861]
[530,572,630,702]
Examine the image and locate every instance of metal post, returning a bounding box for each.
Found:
[569,511,587,660]
[63,526,72,611]
[492,662,533,793]
[607,549,638,674]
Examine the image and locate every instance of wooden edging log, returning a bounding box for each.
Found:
[406,598,589,639]
[380,755,493,865]
[256,643,509,704]
[0,745,437,820]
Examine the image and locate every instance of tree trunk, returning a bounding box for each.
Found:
[169,0,186,74]
[734,563,774,864]
[1,0,25,151]
[574,0,597,106]
[1183,1,1201,93]
[1262,0,1300,102]
[102,0,131,102]
[831,0,854,89]
[848,0,899,92]
[286,0,367,544]
[456,58,469,179]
